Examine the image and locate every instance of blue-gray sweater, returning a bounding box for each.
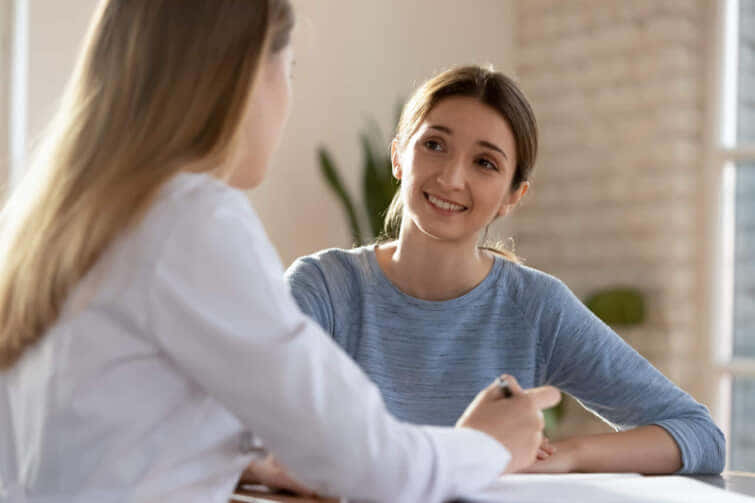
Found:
[285,246,725,473]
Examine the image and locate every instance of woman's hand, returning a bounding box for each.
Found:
[536,435,556,461]
[240,454,318,497]
[521,438,579,473]
[456,375,561,474]
[523,426,682,474]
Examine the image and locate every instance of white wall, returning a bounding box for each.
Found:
[26,0,99,147]
[21,0,515,265]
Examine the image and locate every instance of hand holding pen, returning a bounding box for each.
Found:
[496,376,556,460]
[496,375,514,398]
[456,374,561,474]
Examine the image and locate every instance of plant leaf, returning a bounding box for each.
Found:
[361,133,386,238]
[585,288,645,326]
[317,147,363,245]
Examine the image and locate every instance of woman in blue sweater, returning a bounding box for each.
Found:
[281,65,724,479]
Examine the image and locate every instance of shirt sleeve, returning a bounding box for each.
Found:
[536,277,725,474]
[146,191,510,502]
[284,257,335,335]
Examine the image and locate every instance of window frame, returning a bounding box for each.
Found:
[706,0,755,470]
[2,0,27,193]
[0,0,11,185]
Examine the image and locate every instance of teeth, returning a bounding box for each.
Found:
[428,194,465,212]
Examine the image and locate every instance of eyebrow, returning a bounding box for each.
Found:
[427,125,509,161]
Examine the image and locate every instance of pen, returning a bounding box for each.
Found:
[496,376,513,398]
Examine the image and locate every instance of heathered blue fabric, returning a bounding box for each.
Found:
[284,245,725,474]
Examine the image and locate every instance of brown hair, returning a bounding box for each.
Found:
[0,0,294,369]
[382,65,538,261]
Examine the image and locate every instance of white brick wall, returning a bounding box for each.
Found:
[512,0,710,436]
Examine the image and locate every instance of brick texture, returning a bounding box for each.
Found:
[512,0,709,437]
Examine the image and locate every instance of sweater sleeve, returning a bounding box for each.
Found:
[146,191,511,502]
[284,256,335,335]
[532,276,725,474]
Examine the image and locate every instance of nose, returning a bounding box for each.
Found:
[436,157,465,189]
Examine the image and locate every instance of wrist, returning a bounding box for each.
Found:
[558,437,585,472]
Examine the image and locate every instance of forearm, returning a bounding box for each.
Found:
[564,425,682,474]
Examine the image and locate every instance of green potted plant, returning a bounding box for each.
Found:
[317,116,400,245]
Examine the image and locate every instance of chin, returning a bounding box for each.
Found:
[412,220,474,244]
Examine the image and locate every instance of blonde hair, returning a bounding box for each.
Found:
[382,66,539,263]
[0,0,294,370]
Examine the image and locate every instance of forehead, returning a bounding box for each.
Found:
[420,96,515,151]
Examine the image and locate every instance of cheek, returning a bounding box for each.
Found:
[403,152,432,188]
[267,71,292,149]
[478,184,509,214]
[402,168,425,202]
[254,74,289,151]
[226,101,273,189]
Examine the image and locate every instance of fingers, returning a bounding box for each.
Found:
[480,375,561,414]
[244,455,318,497]
[537,437,556,459]
[478,379,502,403]
[480,374,520,402]
[542,439,555,455]
[526,385,562,410]
[482,374,524,401]
[501,374,524,395]
[239,465,262,485]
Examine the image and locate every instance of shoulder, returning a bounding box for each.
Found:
[285,246,370,288]
[150,173,263,242]
[497,259,573,308]
[499,260,607,352]
[284,247,372,330]
[135,172,281,275]
[156,172,254,226]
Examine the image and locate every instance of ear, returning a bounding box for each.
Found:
[497,181,529,218]
[391,139,402,180]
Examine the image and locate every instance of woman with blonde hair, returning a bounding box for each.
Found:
[0,2,562,502]
[280,65,725,486]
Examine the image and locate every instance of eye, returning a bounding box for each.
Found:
[476,157,499,171]
[423,139,445,152]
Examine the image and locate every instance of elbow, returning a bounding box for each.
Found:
[686,421,726,474]
[710,426,726,474]
[698,420,726,474]
[663,415,726,474]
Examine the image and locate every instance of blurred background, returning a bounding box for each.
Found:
[0,0,752,471]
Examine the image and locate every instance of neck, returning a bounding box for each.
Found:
[375,222,493,301]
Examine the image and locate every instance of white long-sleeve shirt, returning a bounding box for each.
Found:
[0,173,510,503]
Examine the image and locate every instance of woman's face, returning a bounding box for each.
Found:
[228,44,294,189]
[394,96,527,245]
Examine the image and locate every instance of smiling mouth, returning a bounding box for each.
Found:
[424,192,468,212]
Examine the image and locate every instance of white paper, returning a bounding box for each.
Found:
[464,473,755,502]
